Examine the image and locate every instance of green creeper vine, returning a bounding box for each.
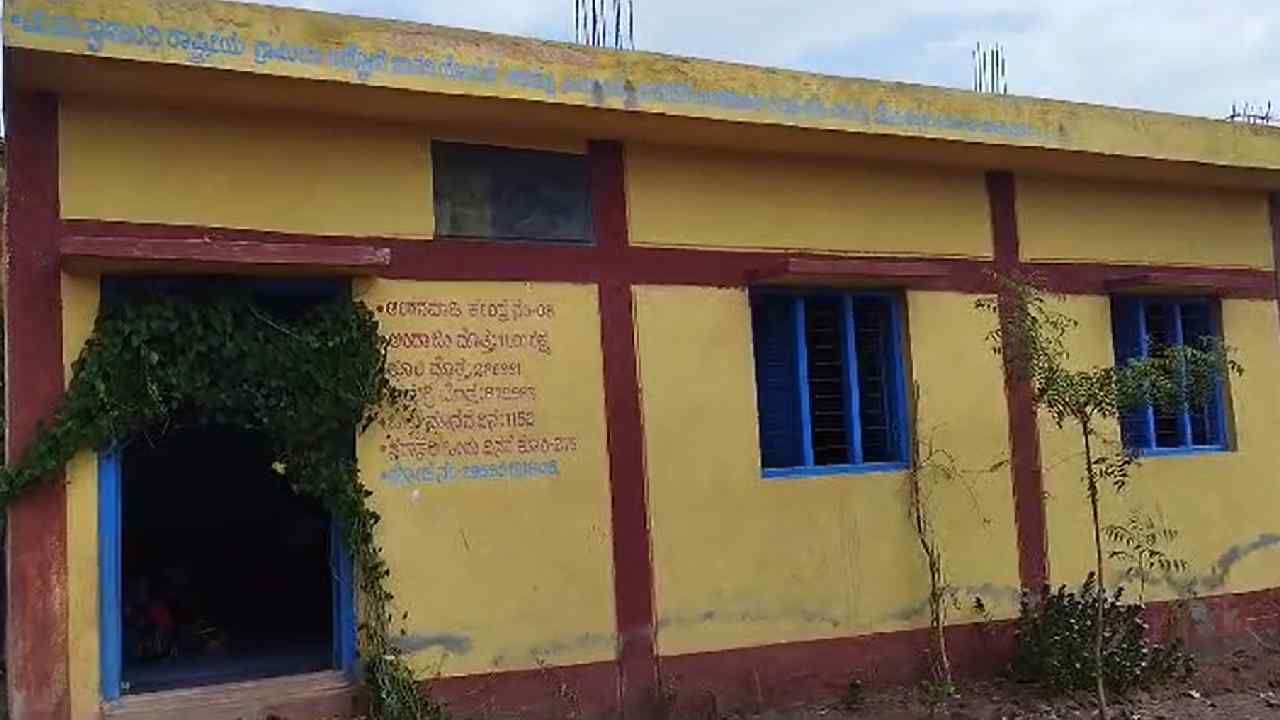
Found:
[0,285,444,720]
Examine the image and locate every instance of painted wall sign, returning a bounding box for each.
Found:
[5,1,1054,144]
[366,284,599,489]
[12,0,1280,174]
[354,280,616,677]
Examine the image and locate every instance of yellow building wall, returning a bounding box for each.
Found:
[1017,175,1273,269]
[62,273,102,720]
[57,97,591,239]
[626,144,993,258]
[355,279,617,676]
[1042,296,1280,602]
[635,286,1020,657]
[58,97,435,238]
[61,276,617,709]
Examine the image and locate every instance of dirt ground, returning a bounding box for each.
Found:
[742,649,1280,720]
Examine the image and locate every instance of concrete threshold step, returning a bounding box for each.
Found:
[103,670,358,720]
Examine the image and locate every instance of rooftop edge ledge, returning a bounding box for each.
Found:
[6,0,1280,173]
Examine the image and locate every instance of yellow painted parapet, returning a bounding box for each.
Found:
[8,0,1280,174]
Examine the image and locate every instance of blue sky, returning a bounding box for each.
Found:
[4,1,1277,120]
[249,0,1278,120]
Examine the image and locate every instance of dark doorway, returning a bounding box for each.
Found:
[120,425,335,693]
[98,276,355,697]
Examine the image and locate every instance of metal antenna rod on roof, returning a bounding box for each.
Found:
[575,0,635,49]
[614,0,621,49]
[973,42,1009,95]
[1226,100,1276,125]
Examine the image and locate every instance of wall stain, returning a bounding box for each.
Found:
[1162,533,1280,595]
[527,631,615,659]
[400,633,474,655]
[657,607,844,631]
[484,632,615,669]
[888,583,1020,623]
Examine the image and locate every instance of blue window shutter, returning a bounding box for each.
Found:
[885,296,911,465]
[851,297,897,463]
[1111,297,1152,450]
[840,296,865,465]
[752,296,805,468]
[803,297,854,466]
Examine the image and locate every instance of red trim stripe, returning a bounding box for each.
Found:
[987,171,1050,593]
[422,584,1280,718]
[1271,193,1280,332]
[5,90,72,720]
[62,219,997,291]
[60,219,1278,298]
[660,621,1015,716]
[430,660,619,719]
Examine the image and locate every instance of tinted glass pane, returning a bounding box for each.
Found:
[804,297,851,466]
[854,298,897,463]
[432,142,592,243]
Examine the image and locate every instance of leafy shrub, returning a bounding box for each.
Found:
[1013,574,1194,694]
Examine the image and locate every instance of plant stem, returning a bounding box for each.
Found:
[1082,420,1108,719]
[907,384,953,692]
[932,556,952,690]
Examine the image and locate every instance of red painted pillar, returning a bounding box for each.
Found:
[589,141,659,718]
[4,87,72,719]
[1270,193,1280,334]
[986,171,1049,593]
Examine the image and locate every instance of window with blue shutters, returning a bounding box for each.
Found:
[1110,296,1229,455]
[750,291,910,478]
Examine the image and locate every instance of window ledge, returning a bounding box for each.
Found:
[61,236,391,277]
[102,671,357,720]
[749,258,953,286]
[1133,446,1230,459]
[763,462,908,480]
[1105,271,1246,295]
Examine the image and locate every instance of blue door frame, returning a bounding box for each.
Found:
[98,447,357,701]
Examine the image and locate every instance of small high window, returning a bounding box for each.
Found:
[750,291,909,478]
[431,141,592,244]
[1110,296,1229,454]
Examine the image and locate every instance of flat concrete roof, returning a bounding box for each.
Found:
[6,0,1280,186]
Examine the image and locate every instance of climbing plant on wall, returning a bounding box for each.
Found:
[0,284,444,720]
[978,273,1238,719]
